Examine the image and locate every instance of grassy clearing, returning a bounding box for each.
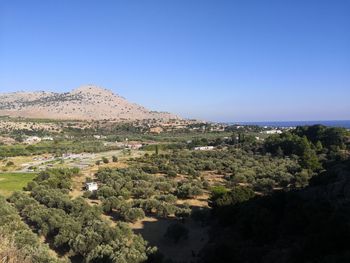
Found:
[0,172,36,196]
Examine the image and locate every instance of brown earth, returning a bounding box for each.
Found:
[0,85,180,121]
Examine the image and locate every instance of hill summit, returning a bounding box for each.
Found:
[0,85,179,121]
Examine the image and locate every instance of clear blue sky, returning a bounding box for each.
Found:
[0,0,349,122]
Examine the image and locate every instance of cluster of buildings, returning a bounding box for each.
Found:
[115,140,144,150]
[262,129,283,135]
[194,146,215,151]
[24,136,53,144]
[132,119,229,134]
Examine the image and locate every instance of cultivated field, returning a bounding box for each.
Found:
[0,172,36,196]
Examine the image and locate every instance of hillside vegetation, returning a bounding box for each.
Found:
[0,124,349,263]
[0,85,179,121]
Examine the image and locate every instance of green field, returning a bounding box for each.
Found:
[0,172,36,196]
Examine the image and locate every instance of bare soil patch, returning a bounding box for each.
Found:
[176,193,209,208]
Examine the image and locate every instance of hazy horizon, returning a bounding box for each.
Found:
[1,0,349,122]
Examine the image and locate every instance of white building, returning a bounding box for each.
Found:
[194,146,215,151]
[127,142,143,150]
[93,135,107,140]
[263,130,283,134]
[85,182,98,191]
[24,136,42,144]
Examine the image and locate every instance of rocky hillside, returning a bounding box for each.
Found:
[0,85,180,121]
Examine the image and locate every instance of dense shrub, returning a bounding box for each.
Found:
[0,196,64,263]
[8,169,151,263]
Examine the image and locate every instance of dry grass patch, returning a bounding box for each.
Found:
[176,193,210,208]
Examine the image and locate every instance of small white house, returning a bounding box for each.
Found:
[85,182,98,192]
[194,146,215,151]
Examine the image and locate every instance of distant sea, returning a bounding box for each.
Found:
[232,120,350,129]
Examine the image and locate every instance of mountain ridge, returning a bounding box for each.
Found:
[0,85,180,121]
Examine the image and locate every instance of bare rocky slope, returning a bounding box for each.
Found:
[0,85,180,121]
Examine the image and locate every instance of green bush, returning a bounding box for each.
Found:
[166,170,177,177]
[122,208,145,223]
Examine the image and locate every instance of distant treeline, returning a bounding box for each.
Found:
[0,140,118,157]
